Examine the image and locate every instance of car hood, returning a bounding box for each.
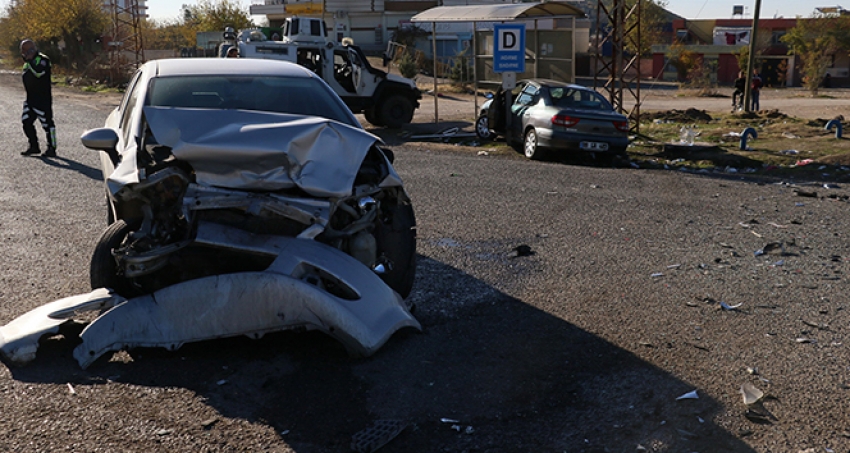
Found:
[109,107,396,198]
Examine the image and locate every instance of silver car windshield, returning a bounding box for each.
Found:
[147,75,356,126]
[548,87,612,111]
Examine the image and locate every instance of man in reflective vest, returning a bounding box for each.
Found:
[20,39,57,157]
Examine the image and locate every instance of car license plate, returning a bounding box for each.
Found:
[580,141,609,151]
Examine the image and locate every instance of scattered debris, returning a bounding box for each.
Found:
[67,383,76,395]
[508,245,534,258]
[780,149,799,155]
[667,264,681,269]
[794,189,818,198]
[476,150,489,156]
[720,301,743,311]
[201,418,219,429]
[155,429,172,436]
[754,242,784,257]
[651,272,664,278]
[440,418,459,424]
[781,132,800,139]
[216,379,228,386]
[795,338,817,344]
[676,389,699,400]
[741,382,764,405]
[746,366,759,375]
[351,420,407,453]
[802,320,828,330]
[795,159,815,166]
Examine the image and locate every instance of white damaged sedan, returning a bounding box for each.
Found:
[0,59,419,368]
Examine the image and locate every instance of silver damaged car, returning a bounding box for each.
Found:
[0,59,419,368]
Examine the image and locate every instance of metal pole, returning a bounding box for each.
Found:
[534,19,539,78]
[744,0,762,112]
[432,21,438,123]
[473,21,478,121]
[572,16,576,82]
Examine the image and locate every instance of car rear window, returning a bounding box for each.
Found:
[147,75,355,126]
[548,87,611,111]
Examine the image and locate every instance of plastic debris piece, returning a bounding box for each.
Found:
[781,132,800,139]
[746,366,759,375]
[508,245,534,258]
[651,272,664,278]
[698,416,705,423]
[201,418,218,428]
[771,260,785,266]
[464,426,474,434]
[630,162,640,169]
[667,264,682,269]
[216,379,227,386]
[477,150,489,156]
[795,338,817,344]
[720,301,743,311]
[440,418,459,424]
[795,159,814,166]
[351,420,406,453]
[676,390,699,400]
[767,222,787,228]
[741,382,764,405]
[67,383,76,395]
[451,425,462,432]
[156,429,172,436]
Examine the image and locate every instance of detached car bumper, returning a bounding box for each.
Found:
[0,222,420,369]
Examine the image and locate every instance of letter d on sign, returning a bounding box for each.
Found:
[502,32,516,50]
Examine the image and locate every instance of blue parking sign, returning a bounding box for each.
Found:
[493,24,525,73]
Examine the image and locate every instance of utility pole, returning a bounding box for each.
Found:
[109,0,145,84]
[743,0,762,112]
[594,0,642,133]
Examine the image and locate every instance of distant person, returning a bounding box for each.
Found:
[751,69,763,111]
[732,71,746,111]
[226,47,238,58]
[823,73,832,88]
[19,39,56,157]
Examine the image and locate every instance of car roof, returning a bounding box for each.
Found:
[521,79,589,90]
[148,58,316,78]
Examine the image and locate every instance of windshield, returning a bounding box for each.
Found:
[147,75,357,127]
[548,87,612,111]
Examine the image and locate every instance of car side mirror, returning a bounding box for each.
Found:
[81,128,121,166]
[81,128,118,151]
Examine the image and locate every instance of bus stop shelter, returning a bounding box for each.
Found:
[410,2,586,123]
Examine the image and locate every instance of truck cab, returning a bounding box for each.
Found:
[223,17,421,128]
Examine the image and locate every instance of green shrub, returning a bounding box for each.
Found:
[397,50,418,79]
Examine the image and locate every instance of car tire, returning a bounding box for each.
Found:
[90,219,137,297]
[380,95,415,129]
[523,128,545,160]
[475,115,493,141]
[374,202,417,300]
[365,108,384,127]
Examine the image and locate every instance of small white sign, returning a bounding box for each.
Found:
[501,72,516,90]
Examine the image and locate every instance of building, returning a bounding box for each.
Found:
[650,13,850,87]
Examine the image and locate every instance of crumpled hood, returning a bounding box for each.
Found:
[110,107,389,198]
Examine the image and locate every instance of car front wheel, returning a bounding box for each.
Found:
[475,115,493,141]
[524,128,545,160]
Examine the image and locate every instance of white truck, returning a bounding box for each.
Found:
[222,18,421,128]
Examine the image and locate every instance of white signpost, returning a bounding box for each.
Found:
[493,24,526,140]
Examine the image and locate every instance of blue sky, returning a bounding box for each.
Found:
[142,0,829,22]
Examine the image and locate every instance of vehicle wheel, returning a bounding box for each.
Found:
[380,95,415,129]
[475,115,493,141]
[523,128,545,160]
[375,202,417,299]
[90,219,138,297]
[365,108,384,127]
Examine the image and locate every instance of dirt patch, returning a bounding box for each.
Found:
[641,108,713,123]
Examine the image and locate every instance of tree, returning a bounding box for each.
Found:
[781,15,850,95]
[665,41,700,82]
[182,0,253,33]
[0,0,108,69]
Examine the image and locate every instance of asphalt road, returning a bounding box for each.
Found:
[1,76,850,452]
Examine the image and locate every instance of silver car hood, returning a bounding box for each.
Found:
[109,107,396,198]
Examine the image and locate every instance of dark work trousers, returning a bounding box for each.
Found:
[22,100,56,150]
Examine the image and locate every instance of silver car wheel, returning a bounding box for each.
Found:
[524,128,538,159]
[475,115,492,140]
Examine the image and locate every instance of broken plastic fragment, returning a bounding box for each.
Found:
[740,382,764,405]
[720,301,742,311]
[67,383,76,395]
[351,420,406,453]
[651,272,664,278]
[440,418,459,424]
[795,338,817,344]
[676,390,699,400]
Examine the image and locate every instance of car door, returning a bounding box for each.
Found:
[510,83,539,139]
